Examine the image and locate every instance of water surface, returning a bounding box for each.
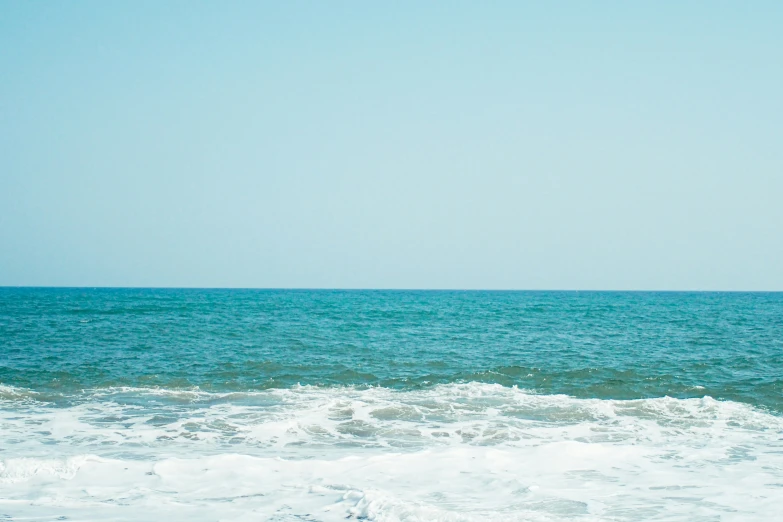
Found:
[1,289,782,521]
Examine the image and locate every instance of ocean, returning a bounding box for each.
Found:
[1,288,782,521]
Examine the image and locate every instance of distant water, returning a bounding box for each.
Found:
[1,289,782,521]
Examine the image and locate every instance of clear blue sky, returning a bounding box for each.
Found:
[1,1,781,290]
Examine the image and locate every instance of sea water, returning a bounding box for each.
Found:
[1,289,782,521]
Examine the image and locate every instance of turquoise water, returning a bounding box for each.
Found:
[2,289,782,408]
[2,289,782,521]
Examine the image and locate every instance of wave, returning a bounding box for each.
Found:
[0,382,783,522]
[2,383,782,520]
[5,362,782,413]
[1,382,780,456]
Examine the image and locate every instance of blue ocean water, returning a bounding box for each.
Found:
[2,289,782,407]
[1,289,782,521]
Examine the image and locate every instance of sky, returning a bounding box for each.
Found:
[1,1,781,290]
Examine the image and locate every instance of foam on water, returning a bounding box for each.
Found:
[1,383,783,520]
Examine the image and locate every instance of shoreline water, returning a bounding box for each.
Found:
[2,289,782,519]
[2,382,782,520]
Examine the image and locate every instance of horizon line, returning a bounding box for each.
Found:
[1,286,781,293]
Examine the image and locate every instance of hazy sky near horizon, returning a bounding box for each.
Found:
[1,2,782,290]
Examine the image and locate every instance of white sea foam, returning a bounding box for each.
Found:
[1,383,782,520]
